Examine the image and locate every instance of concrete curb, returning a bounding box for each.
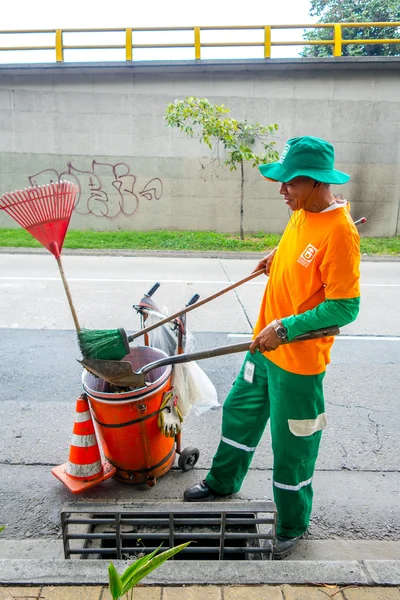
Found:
[0,247,399,261]
[0,559,399,586]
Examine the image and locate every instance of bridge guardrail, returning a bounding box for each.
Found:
[0,23,399,63]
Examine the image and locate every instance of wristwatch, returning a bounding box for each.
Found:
[272,319,288,340]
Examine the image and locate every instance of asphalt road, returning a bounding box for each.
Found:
[0,253,399,558]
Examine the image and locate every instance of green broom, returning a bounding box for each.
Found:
[78,327,130,360]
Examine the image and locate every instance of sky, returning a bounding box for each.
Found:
[0,0,319,63]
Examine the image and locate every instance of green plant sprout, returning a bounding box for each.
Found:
[108,542,190,600]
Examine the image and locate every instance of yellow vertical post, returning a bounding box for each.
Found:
[333,23,342,57]
[126,28,133,61]
[264,26,271,59]
[194,27,201,60]
[55,29,64,62]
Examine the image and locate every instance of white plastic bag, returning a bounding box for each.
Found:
[145,308,179,355]
[143,308,196,356]
[141,307,218,416]
[172,361,219,417]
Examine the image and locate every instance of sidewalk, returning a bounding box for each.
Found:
[1,558,399,590]
[1,585,400,599]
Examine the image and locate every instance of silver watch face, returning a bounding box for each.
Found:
[276,327,287,339]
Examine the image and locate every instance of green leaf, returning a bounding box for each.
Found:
[119,547,159,586]
[121,543,190,594]
[108,562,123,600]
[164,96,279,177]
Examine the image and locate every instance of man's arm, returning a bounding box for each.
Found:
[280,297,360,341]
[249,297,359,354]
[279,221,361,340]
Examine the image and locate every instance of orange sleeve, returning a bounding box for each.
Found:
[319,225,361,300]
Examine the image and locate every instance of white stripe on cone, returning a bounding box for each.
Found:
[71,433,97,447]
[67,460,102,478]
[75,411,91,423]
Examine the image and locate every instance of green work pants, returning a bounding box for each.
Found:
[206,351,326,538]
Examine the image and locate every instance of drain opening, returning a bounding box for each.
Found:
[92,512,258,561]
[61,501,277,561]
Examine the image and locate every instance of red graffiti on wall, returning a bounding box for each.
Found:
[28,161,163,218]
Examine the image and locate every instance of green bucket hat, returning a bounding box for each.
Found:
[259,136,350,185]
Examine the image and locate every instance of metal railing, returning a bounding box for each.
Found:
[0,23,399,63]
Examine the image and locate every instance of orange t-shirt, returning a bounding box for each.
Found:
[253,204,360,375]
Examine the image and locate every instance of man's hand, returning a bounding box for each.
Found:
[252,247,277,276]
[249,321,283,354]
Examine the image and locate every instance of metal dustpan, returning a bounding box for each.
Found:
[79,326,340,389]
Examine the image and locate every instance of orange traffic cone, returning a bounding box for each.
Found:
[52,393,116,493]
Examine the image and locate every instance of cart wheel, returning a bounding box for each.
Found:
[146,475,157,487]
[178,447,200,472]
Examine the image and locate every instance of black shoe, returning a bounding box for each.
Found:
[265,534,303,560]
[183,480,223,502]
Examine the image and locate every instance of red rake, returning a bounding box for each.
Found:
[0,181,81,332]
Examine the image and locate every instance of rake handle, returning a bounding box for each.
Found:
[54,253,81,334]
[128,269,265,342]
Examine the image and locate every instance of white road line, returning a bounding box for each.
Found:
[0,277,400,287]
[335,335,400,341]
[227,333,400,341]
[361,284,400,287]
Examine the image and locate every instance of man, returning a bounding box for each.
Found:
[183,136,361,559]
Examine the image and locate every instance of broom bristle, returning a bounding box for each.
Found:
[78,328,130,361]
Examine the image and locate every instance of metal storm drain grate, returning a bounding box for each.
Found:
[61,501,277,561]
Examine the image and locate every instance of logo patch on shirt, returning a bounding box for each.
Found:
[297,244,319,268]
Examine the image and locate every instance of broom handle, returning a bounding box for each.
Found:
[54,255,82,333]
[128,268,265,342]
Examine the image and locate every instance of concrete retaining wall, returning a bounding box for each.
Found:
[0,58,399,236]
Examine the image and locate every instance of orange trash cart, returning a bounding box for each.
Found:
[82,345,199,486]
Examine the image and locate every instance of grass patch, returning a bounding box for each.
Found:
[359,237,400,255]
[0,228,399,255]
[0,229,281,252]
